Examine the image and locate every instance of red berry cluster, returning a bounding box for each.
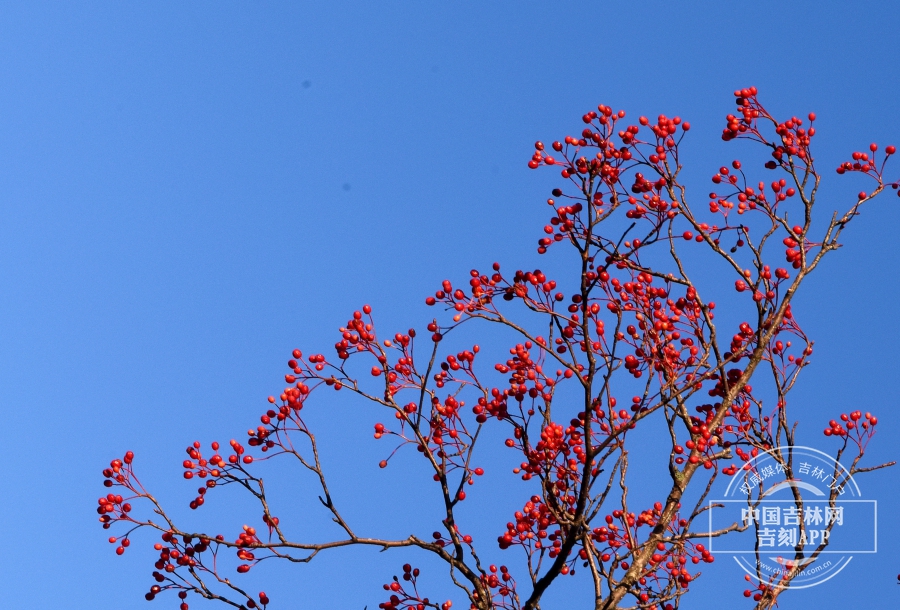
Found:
[378,565,450,610]
[721,87,815,165]
[475,564,518,609]
[526,106,687,255]
[98,452,136,529]
[824,410,879,449]
[498,495,557,551]
[742,578,774,602]
[836,144,899,198]
[589,504,713,604]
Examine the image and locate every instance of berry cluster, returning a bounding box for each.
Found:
[824,410,879,450]
[378,565,451,610]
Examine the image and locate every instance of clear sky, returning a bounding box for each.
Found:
[1,2,899,609]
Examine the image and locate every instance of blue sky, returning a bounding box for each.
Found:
[2,2,899,608]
